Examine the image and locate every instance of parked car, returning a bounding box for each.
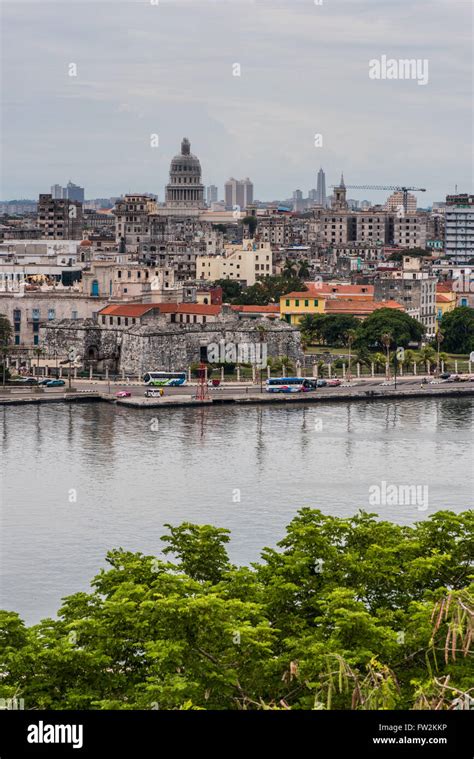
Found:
[38,378,52,385]
[116,390,131,398]
[316,379,327,387]
[145,388,163,398]
[440,372,451,380]
[45,379,65,387]
[9,376,37,385]
[326,379,341,387]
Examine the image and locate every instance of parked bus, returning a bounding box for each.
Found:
[265,377,318,393]
[143,371,187,387]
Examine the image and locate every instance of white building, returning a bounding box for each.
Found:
[385,191,417,214]
[445,199,474,263]
[196,239,272,286]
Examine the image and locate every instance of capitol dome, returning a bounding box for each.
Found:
[165,138,205,209]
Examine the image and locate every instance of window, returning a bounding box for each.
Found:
[304,300,309,307]
[101,315,106,324]
[295,300,299,306]
[15,335,20,345]
[286,299,290,306]
[313,299,318,306]
[13,309,21,322]
[48,309,56,320]
[32,308,40,320]
[33,335,39,346]
[117,270,122,278]
[32,322,39,333]
[14,322,20,332]
[125,318,129,326]
[117,317,121,325]
[109,317,113,325]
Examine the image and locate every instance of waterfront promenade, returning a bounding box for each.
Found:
[1,377,474,408]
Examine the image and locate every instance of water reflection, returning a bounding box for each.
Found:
[1,397,472,624]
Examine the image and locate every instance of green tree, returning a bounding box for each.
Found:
[236,275,306,306]
[242,216,258,236]
[213,279,243,302]
[0,314,13,385]
[282,259,297,278]
[439,307,474,354]
[298,259,311,279]
[319,314,360,346]
[0,511,472,711]
[298,314,326,346]
[161,523,231,583]
[356,309,424,351]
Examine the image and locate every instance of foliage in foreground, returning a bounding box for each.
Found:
[0,510,472,710]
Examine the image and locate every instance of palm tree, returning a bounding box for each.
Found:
[373,352,387,374]
[33,346,44,377]
[381,333,392,379]
[298,259,311,279]
[282,259,297,278]
[345,328,358,381]
[418,345,436,374]
[435,330,444,376]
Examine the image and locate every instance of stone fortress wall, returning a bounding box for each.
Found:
[41,313,303,375]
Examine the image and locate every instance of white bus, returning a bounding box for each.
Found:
[265,377,318,393]
[143,371,187,387]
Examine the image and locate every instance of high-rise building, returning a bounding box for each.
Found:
[385,191,417,214]
[37,194,83,240]
[165,138,205,209]
[316,168,327,207]
[64,181,85,203]
[206,185,218,205]
[50,181,85,202]
[224,178,253,210]
[444,194,474,262]
[292,189,304,212]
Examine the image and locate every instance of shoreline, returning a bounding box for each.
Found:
[1,384,474,408]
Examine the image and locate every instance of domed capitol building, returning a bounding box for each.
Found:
[165,137,205,210]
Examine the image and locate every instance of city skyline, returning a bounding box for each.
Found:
[1,0,471,204]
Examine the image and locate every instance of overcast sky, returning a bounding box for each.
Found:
[1,0,472,205]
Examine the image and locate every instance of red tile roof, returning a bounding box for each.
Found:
[231,304,280,313]
[99,304,158,317]
[324,299,404,315]
[304,282,375,296]
[155,303,221,316]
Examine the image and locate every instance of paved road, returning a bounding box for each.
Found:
[3,375,473,402]
[71,376,474,399]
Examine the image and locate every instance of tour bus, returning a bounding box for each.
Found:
[143,371,187,387]
[265,377,318,393]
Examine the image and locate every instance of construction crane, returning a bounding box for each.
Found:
[331,184,426,213]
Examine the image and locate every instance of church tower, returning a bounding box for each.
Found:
[332,173,348,211]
